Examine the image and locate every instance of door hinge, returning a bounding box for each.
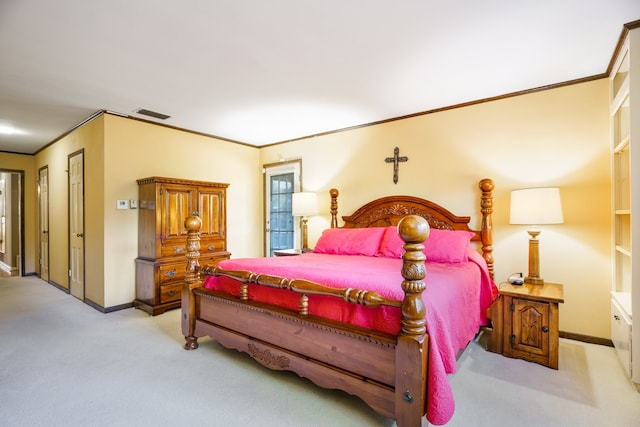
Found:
[510,302,515,311]
[68,269,72,277]
[510,334,516,345]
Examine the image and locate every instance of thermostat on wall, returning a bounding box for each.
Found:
[116,200,129,210]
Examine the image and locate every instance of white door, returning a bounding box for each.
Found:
[38,167,49,282]
[69,152,84,300]
[263,160,301,256]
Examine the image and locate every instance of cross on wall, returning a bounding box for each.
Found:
[384,147,408,184]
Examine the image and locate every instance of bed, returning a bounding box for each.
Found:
[181,178,497,426]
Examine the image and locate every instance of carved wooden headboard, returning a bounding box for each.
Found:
[328,179,495,278]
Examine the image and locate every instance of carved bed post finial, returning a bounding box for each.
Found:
[183,213,202,350]
[397,215,429,337]
[330,188,339,228]
[479,179,495,280]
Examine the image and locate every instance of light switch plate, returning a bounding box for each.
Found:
[129,199,138,209]
[116,200,128,210]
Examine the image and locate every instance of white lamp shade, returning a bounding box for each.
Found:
[510,187,564,225]
[292,192,318,217]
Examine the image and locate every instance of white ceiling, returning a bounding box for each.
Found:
[1,1,639,155]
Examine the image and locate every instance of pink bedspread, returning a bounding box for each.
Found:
[202,250,497,425]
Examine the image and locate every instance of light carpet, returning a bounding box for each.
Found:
[1,276,639,426]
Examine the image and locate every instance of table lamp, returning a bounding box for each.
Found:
[510,187,563,285]
[292,192,318,252]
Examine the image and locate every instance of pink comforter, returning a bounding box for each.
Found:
[203,249,497,425]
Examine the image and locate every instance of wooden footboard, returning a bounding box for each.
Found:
[181,215,430,427]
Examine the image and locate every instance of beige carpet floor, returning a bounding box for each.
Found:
[1,276,639,426]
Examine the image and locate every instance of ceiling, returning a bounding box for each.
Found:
[1,1,639,155]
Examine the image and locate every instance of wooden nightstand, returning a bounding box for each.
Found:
[486,281,564,369]
[273,249,302,257]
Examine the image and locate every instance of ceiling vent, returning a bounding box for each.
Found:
[135,108,171,120]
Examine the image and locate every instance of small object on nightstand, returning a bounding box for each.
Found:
[485,281,564,369]
[508,273,524,285]
[273,249,302,257]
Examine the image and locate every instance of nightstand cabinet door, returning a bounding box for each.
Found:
[502,293,561,369]
[507,298,550,362]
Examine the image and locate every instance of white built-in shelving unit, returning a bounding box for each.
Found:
[610,24,640,390]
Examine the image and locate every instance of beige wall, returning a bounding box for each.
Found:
[260,79,611,339]
[32,114,261,308]
[101,115,261,307]
[34,117,105,295]
[0,152,36,274]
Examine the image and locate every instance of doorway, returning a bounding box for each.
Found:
[0,170,24,276]
[263,160,301,256]
[38,166,49,282]
[68,150,84,300]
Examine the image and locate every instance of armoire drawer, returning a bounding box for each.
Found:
[158,262,186,285]
[160,283,182,303]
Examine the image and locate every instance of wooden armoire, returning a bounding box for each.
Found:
[134,177,230,315]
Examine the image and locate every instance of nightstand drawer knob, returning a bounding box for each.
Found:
[542,326,549,333]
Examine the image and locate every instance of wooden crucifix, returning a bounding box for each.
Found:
[385,146,408,184]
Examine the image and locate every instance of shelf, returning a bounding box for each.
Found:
[611,44,629,105]
[614,136,631,154]
[611,78,629,109]
[615,245,632,257]
[616,209,631,215]
[612,291,633,319]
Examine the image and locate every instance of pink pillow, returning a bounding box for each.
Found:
[424,229,475,263]
[313,227,386,256]
[378,226,405,258]
[377,225,474,263]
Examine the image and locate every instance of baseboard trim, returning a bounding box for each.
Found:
[560,330,613,347]
[103,302,134,313]
[83,298,133,313]
[48,280,70,294]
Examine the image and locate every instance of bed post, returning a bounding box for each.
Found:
[329,188,339,228]
[182,213,202,350]
[395,215,430,427]
[479,178,495,281]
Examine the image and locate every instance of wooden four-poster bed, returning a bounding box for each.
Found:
[181,179,496,426]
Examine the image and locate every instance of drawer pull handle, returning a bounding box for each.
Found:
[542,326,549,333]
[174,248,184,253]
[166,290,177,297]
[614,315,621,321]
[164,269,177,278]
[208,245,215,250]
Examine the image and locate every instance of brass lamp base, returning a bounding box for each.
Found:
[300,217,311,252]
[525,227,544,285]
